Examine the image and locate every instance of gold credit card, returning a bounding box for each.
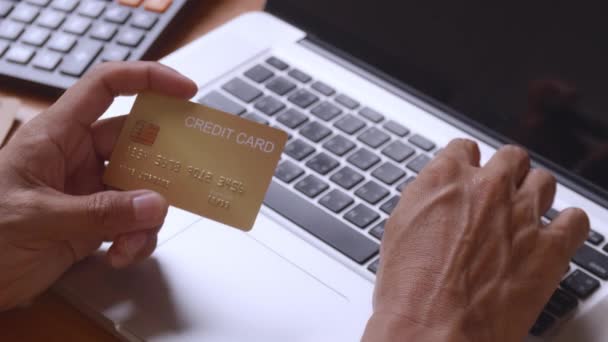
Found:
[104,92,288,231]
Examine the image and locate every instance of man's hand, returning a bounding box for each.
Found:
[0,62,198,311]
[362,139,589,342]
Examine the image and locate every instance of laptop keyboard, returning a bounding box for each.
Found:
[198,56,607,337]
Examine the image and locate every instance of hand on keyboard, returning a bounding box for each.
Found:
[362,139,590,342]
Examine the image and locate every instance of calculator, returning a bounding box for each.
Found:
[0,0,188,90]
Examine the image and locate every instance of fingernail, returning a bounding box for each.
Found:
[132,191,166,222]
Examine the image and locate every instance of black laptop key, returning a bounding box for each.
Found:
[409,134,436,151]
[266,56,288,70]
[264,181,379,264]
[347,148,380,171]
[254,95,285,116]
[358,127,390,149]
[288,68,312,83]
[245,64,274,83]
[276,108,308,128]
[300,121,332,143]
[323,135,356,157]
[380,195,401,215]
[319,189,354,213]
[306,152,340,175]
[544,208,560,220]
[372,162,406,185]
[198,91,246,115]
[561,269,600,299]
[288,89,319,109]
[383,120,410,137]
[345,203,380,229]
[243,113,269,125]
[334,114,366,134]
[311,101,343,121]
[0,2,13,18]
[356,180,390,205]
[295,174,329,198]
[370,220,386,240]
[589,230,605,246]
[545,289,578,318]
[275,160,305,184]
[397,176,416,192]
[382,141,415,163]
[284,139,315,161]
[331,166,364,190]
[266,76,297,96]
[572,244,608,279]
[530,312,555,336]
[368,258,380,274]
[60,40,102,77]
[359,107,384,123]
[311,81,335,96]
[222,78,263,103]
[407,154,432,173]
[335,94,359,109]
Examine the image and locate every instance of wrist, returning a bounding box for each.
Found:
[362,312,469,342]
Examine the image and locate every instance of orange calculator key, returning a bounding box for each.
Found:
[118,0,143,7]
[144,0,173,13]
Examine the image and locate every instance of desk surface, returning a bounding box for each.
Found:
[0,0,263,340]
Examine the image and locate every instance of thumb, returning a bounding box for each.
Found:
[53,190,168,239]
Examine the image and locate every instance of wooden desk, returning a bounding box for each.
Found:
[0,0,263,340]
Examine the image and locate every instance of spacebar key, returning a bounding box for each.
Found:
[264,181,379,264]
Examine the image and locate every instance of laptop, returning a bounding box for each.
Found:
[56,1,608,341]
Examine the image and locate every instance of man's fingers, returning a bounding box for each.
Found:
[518,168,557,217]
[542,208,590,263]
[92,115,126,160]
[484,145,531,186]
[48,61,198,126]
[106,231,158,269]
[437,138,481,167]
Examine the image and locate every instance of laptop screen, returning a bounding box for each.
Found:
[267,0,608,200]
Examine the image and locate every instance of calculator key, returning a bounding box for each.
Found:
[311,101,342,121]
[5,46,35,64]
[274,160,304,184]
[368,259,380,274]
[295,174,329,198]
[60,40,103,77]
[334,114,366,134]
[300,121,332,143]
[288,68,311,83]
[407,154,432,173]
[32,50,62,70]
[347,148,380,171]
[223,78,263,103]
[131,11,158,30]
[63,16,92,35]
[119,0,143,7]
[409,134,436,151]
[0,21,25,40]
[383,120,409,137]
[266,76,296,96]
[320,189,354,213]
[51,0,79,12]
[372,162,405,185]
[370,220,386,240]
[11,4,40,23]
[358,127,390,148]
[306,152,339,175]
[117,28,145,47]
[21,27,51,46]
[47,32,77,52]
[397,176,416,192]
[266,56,288,70]
[344,203,379,229]
[78,1,106,18]
[0,41,8,57]
[588,229,605,245]
[36,10,66,29]
[244,64,274,83]
[27,0,52,6]
[254,95,284,116]
[382,141,415,162]
[243,113,269,125]
[143,0,172,13]
[355,180,389,205]
[0,2,13,18]
[197,91,245,116]
[311,81,335,96]
[323,135,356,157]
[335,94,359,110]
[90,22,118,41]
[284,139,315,161]
[380,195,400,215]
[359,107,384,123]
[330,166,364,190]
[288,89,319,109]
[561,269,600,299]
[100,47,129,61]
[276,108,308,129]
[104,6,131,24]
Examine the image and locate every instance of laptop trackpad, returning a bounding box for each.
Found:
[59,219,363,342]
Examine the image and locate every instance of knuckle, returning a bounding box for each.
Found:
[86,193,117,227]
[503,144,530,164]
[422,156,460,185]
